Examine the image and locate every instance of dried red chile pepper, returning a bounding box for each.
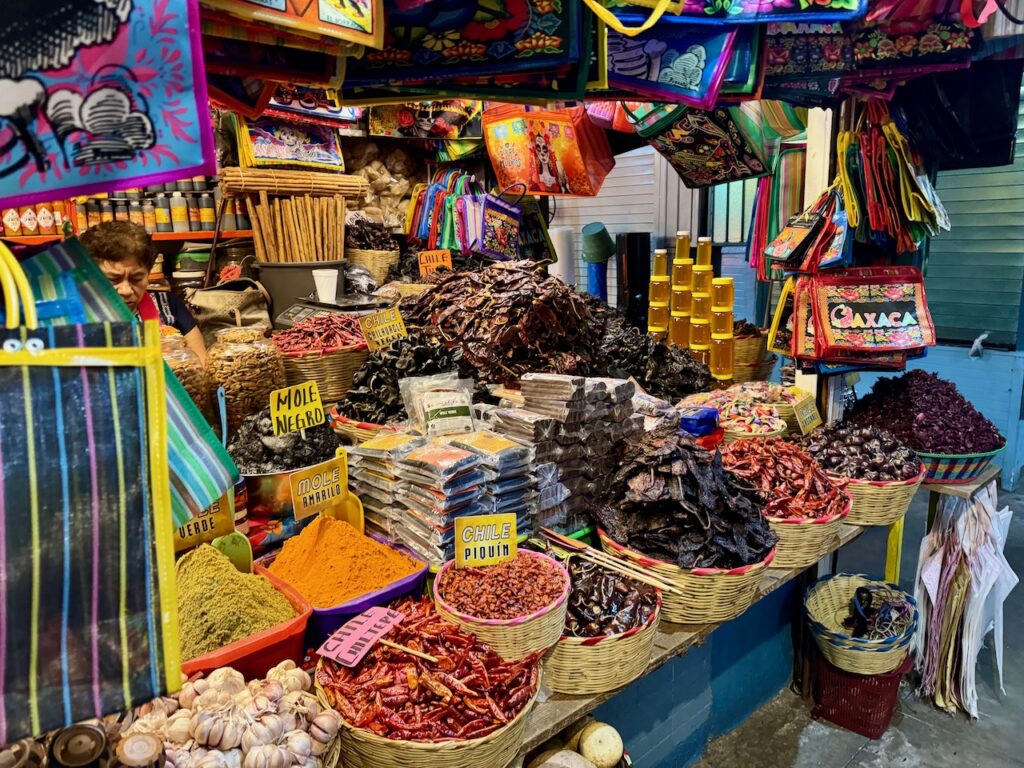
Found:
[565,559,658,638]
[316,597,542,742]
[273,314,366,355]
[720,438,847,520]
[437,553,567,621]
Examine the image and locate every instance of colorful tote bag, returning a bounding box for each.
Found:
[0,0,216,210]
[201,0,385,48]
[611,0,869,24]
[0,245,179,742]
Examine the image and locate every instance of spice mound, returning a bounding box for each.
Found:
[268,517,420,608]
[565,559,658,638]
[438,552,568,621]
[176,545,296,660]
[720,438,847,520]
[317,597,542,741]
[228,407,340,474]
[801,423,921,482]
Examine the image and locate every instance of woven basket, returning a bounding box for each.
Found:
[805,573,917,675]
[329,409,399,445]
[834,465,925,527]
[433,552,570,660]
[280,345,368,404]
[316,663,539,768]
[348,248,399,285]
[767,496,850,570]
[722,426,787,444]
[917,446,1004,485]
[376,281,433,300]
[598,530,774,624]
[733,354,776,384]
[734,333,768,367]
[545,590,661,695]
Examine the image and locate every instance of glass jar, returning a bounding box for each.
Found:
[692,265,713,294]
[690,317,711,347]
[207,327,286,434]
[691,292,712,321]
[647,301,669,329]
[649,327,667,343]
[690,343,710,366]
[162,333,212,421]
[712,277,735,308]
[669,312,690,348]
[652,248,669,278]
[696,236,713,266]
[649,275,671,304]
[672,258,693,289]
[671,285,692,314]
[710,333,735,380]
[674,231,690,262]
[711,306,734,335]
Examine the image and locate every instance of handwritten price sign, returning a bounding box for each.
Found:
[317,607,405,667]
[418,249,453,276]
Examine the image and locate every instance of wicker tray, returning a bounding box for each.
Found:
[545,592,662,695]
[734,333,768,367]
[733,354,776,384]
[348,248,399,285]
[767,496,850,570]
[433,552,570,660]
[598,529,774,625]
[722,426,786,444]
[804,573,917,675]
[917,446,1004,485]
[317,663,539,768]
[281,344,368,404]
[329,409,399,445]
[833,465,925,527]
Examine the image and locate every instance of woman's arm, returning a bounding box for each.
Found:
[184,326,208,366]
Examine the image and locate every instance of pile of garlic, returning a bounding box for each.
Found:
[122,662,341,768]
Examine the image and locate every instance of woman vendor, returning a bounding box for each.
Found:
[81,221,207,363]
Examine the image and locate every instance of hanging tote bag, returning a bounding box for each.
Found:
[0,243,180,742]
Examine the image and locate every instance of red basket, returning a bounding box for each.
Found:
[811,652,911,739]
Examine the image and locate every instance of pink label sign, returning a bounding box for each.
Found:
[316,607,405,667]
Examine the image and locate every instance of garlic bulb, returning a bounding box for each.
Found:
[194,679,211,695]
[267,664,310,694]
[197,753,227,768]
[130,710,168,736]
[298,758,321,768]
[198,689,233,711]
[222,749,243,768]
[309,712,340,746]
[282,731,312,761]
[260,681,285,703]
[208,669,247,696]
[165,710,193,745]
[243,695,272,719]
[243,745,291,768]
[179,682,199,710]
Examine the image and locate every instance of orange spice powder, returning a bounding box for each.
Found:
[268,517,420,608]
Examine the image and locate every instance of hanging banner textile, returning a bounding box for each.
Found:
[201,0,385,48]
[0,0,216,209]
[609,0,868,25]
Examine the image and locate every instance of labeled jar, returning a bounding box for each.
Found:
[649,275,670,304]
[648,326,667,343]
[669,312,690,348]
[692,264,713,294]
[19,206,38,234]
[35,202,55,235]
[162,333,212,421]
[710,333,735,380]
[674,231,690,262]
[671,285,692,314]
[647,301,669,329]
[711,305,733,335]
[86,201,101,228]
[652,248,669,278]
[691,292,712,321]
[696,236,713,266]
[2,208,21,236]
[99,200,114,223]
[672,257,693,289]
[170,192,189,233]
[712,277,734,308]
[690,343,710,366]
[690,317,711,347]
[207,327,285,434]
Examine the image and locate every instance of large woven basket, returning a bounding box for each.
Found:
[834,465,925,527]
[281,345,368,404]
[734,333,768,367]
[767,496,850,570]
[328,409,399,445]
[598,529,774,625]
[348,248,399,284]
[317,662,539,768]
[733,354,776,384]
[433,552,570,660]
[545,590,662,695]
[805,573,917,675]
[722,425,786,444]
[917,446,1004,485]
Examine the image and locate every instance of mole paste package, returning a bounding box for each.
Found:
[589,377,636,403]
[447,431,534,472]
[396,465,488,494]
[491,407,560,442]
[522,396,588,423]
[520,373,585,401]
[351,432,426,461]
[400,444,480,478]
[400,374,476,436]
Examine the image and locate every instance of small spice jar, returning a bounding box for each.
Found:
[207,327,285,434]
[690,343,710,365]
[669,312,690,348]
[652,248,669,277]
[710,332,735,380]
[711,305,734,335]
[649,275,670,304]
[672,257,693,289]
[162,333,212,422]
[690,317,711,348]
[647,301,669,329]
[691,292,712,321]
[671,285,692,314]
[692,264,713,294]
[712,277,735,308]
[696,236,713,266]
[674,231,690,262]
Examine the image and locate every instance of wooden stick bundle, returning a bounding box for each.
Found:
[242,193,347,263]
[220,167,369,199]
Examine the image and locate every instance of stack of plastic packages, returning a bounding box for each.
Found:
[391,442,489,566]
[580,377,642,497]
[348,433,425,537]
[448,432,537,536]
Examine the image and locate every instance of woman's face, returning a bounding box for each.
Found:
[97,257,149,313]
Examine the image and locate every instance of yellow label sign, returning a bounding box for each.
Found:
[792,389,822,434]
[175,490,236,553]
[455,513,518,568]
[359,307,408,352]
[270,381,325,436]
[418,249,453,276]
[290,456,348,521]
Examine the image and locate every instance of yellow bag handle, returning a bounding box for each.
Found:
[0,241,38,330]
[582,0,673,36]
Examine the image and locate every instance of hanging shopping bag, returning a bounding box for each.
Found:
[475,185,524,261]
[612,0,868,24]
[0,242,180,742]
[483,105,615,197]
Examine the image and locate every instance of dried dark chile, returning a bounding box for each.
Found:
[228,407,340,474]
[800,423,921,482]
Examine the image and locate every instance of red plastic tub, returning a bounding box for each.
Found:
[811,652,912,739]
[181,566,311,680]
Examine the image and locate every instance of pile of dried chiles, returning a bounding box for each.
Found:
[346,217,399,251]
[565,559,658,638]
[801,423,922,482]
[228,407,340,473]
[593,427,776,569]
[402,261,602,386]
[336,333,463,424]
[437,552,566,620]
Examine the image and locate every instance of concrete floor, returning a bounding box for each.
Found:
[695,486,1024,768]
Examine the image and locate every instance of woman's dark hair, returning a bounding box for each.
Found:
[80,221,157,271]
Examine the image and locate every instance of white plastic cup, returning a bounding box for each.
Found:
[312,269,339,303]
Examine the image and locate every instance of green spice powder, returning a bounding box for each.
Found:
[176,544,296,660]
